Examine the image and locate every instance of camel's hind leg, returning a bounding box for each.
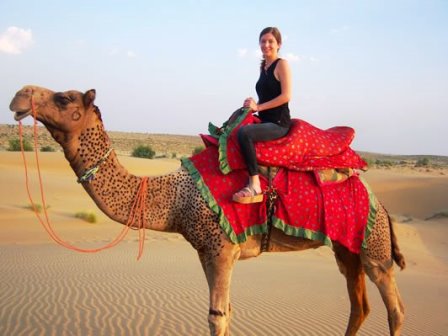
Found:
[362,204,405,335]
[363,258,404,336]
[334,243,370,336]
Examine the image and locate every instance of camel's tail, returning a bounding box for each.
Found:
[387,212,406,270]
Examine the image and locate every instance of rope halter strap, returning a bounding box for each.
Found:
[18,94,149,260]
[77,148,113,183]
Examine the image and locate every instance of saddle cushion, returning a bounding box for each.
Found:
[205,108,367,174]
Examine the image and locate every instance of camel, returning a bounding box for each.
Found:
[9,85,406,336]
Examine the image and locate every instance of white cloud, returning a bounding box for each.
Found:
[109,48,119,56]
[237,48,248,57]
[0,26,34,54]
[284,52,300,62]
[108,47,137,58]
[253,49,262,58]
[236,48,262,59]
[73,39,87,47]
[285,53,319,63]
[126,50,136,58]
[330,25,350,35]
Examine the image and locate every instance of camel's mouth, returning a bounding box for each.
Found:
[13,110,32,121]
[10,93,33,121]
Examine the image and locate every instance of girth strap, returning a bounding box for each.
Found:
[260,167,278,253]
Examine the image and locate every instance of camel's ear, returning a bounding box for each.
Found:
[83,89,96,108]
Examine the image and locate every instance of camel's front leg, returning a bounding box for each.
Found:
[198,239,240,336]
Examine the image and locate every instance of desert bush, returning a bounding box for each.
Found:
[8,138,33,152]
[132,145,155,159]
[40,145,56,152]
[171,152,177,159]
[361,157,375,167]
[24,203,50,213]
[425,210,448,220]
[375,159,394,167]
[75,211,97,223]
[415,158,429,167]
[192,146,205,155]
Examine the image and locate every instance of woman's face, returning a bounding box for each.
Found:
[259,33,280,59]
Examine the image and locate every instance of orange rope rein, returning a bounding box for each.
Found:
[18,96,148,260]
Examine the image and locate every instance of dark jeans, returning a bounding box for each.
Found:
[237,122,289,176]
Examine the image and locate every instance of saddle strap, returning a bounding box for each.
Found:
[261,167,278,253]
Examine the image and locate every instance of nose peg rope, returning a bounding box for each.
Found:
[18,95,148,260]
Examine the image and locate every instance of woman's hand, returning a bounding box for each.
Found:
[243,97,258,112]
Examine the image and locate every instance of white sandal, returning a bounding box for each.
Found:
[232,186,263,204]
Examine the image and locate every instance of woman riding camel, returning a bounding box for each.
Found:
[233,27,292,204]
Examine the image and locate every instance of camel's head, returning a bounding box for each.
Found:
[9,85,100,134]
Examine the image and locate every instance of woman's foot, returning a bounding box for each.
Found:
[232,185,263,204]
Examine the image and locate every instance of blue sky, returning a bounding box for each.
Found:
[1,0,447,155]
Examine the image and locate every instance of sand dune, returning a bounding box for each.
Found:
[1,152,447,335]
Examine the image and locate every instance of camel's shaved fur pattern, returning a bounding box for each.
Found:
[364,205,392,262]
[10,85,406,336]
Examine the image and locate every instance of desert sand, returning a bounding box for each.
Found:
[1,151,447,335]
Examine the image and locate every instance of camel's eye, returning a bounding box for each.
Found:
[54,93,73,107]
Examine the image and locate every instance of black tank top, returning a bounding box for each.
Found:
[255,58,291,128]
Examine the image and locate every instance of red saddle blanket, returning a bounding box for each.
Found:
[182,146,378,254]
[204,108,367,174]
[183,111,376,253]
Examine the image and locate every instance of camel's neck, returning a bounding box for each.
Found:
[57,123,179,233]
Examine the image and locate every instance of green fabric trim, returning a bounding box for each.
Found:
[184,146,376,250]
[181,157,268,244]
[217,108,251,175]
[236,222,269,242]
[207,122,220,139]
[359,176,379,249]
[271,216,334,248]
[181,157,237,243]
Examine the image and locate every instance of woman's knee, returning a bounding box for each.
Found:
[237,126,251,144]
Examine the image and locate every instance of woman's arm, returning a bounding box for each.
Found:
[245,59,292,112]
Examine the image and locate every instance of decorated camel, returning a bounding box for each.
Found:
[10,85,405,336]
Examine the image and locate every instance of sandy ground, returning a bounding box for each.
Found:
[0,151,447,335]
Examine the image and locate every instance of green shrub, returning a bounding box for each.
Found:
[192,146,205,155]
[361,157,375,167]
[75,211,97,223]
[132,145,155,159]
[375,159,394,167]
[8,138,33,152]
[24,203,50,213]
[425,210,448,220]
[40,145,56,152]
[415,158,429,167]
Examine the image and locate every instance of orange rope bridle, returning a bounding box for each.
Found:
[18,96,148,260]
